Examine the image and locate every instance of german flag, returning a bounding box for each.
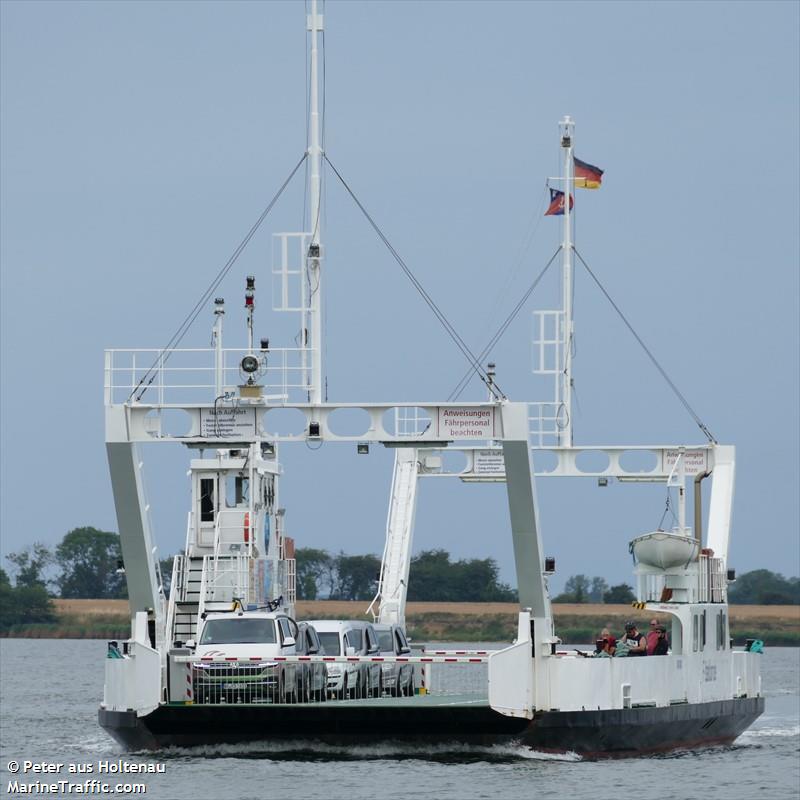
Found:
[544,188,574,216]
[574,157,604,189]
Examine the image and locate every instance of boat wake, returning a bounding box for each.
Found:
[635,723,800,760]
[738,724,800,741]
[151,739,582,763]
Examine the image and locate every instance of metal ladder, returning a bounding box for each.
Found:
[169,555,205,645]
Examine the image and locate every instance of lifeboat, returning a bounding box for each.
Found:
[629,530,699,570]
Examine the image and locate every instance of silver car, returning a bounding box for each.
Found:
[373,623,414,696]
[295,622,328,702]
[307,620,382,699]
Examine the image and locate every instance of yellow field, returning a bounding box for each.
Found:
[54,598,800,626]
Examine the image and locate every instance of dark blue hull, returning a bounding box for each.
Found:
[99,695,764,757]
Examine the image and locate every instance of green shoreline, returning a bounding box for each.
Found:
[2,610,798,646]
[409,612,800,646]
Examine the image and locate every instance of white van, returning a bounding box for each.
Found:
[305,620,382,699]
[190,610,299,703]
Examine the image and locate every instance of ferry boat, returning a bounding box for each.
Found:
[98,3,764,756]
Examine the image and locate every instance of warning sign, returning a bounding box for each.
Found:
[200,407,257,438]
[662,449,709,477]
[438,407,495,440]
[473,449,505,475]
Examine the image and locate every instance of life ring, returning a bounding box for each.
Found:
[244,512,250,543]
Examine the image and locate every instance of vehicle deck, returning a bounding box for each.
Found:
[167,694,488,709]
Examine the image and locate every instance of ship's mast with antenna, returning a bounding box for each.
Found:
[307,0,324,404]
[559,115,575,447]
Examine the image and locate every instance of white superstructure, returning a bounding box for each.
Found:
[100,5,761,752]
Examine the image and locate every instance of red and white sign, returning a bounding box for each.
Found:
[438,407,496,440]
[662,449,709,477]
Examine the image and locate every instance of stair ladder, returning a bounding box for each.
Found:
[169,555,205,646]
[369,448,419,628]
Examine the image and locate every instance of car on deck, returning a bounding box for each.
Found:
[190,610,299,703]
[295,622,328,702]
[373,623,414,696]
[306,620,382,698]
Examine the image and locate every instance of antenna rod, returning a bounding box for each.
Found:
[213,297,225,397]
[559,115,575,447]
[307,0,323,404]
[245,275,255,354]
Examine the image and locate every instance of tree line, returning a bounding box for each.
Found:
[3,526,797,632]
[5,527,127,599]
[551,571,800,605]
[1,527,126,630]
[727,570,800,605]
[552,574,637,604]
[296,547,517,602]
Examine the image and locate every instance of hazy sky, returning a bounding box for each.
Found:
[1,0,798,594]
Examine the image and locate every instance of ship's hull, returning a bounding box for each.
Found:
[99,695,763,757]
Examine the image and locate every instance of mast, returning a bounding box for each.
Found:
[307,0,323,404]
[559,115,574,447]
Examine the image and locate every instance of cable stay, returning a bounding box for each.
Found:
[324,153,504,401]
[130,153,308,402]
[448,246,562,401]
[472,182,550,348]
[572,246,717,443]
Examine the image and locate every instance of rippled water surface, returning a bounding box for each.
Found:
[1,640,798,800]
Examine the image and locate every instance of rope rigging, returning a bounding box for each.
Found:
[475,183,550,346]
[448,247,562,401]
[129,153,308,402]
[657,491,679,531]
[323,153,504,401]
[572,246,717,443]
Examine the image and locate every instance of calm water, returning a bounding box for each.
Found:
[1,640,798,800]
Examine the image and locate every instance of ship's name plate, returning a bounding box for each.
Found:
[200,407,257,438]
[438,407,496,440]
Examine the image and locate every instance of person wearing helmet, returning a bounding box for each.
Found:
[621,621,647,656]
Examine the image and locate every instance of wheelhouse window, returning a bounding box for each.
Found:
[200,478,215,522]
[226,475,250,508]
[199,618,276,645]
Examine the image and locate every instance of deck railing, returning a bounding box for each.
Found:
[698,554,727,603]
[168,653,489,705]
[638,554,727,604]
[198,555,269,613]
[104,347,314,406]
